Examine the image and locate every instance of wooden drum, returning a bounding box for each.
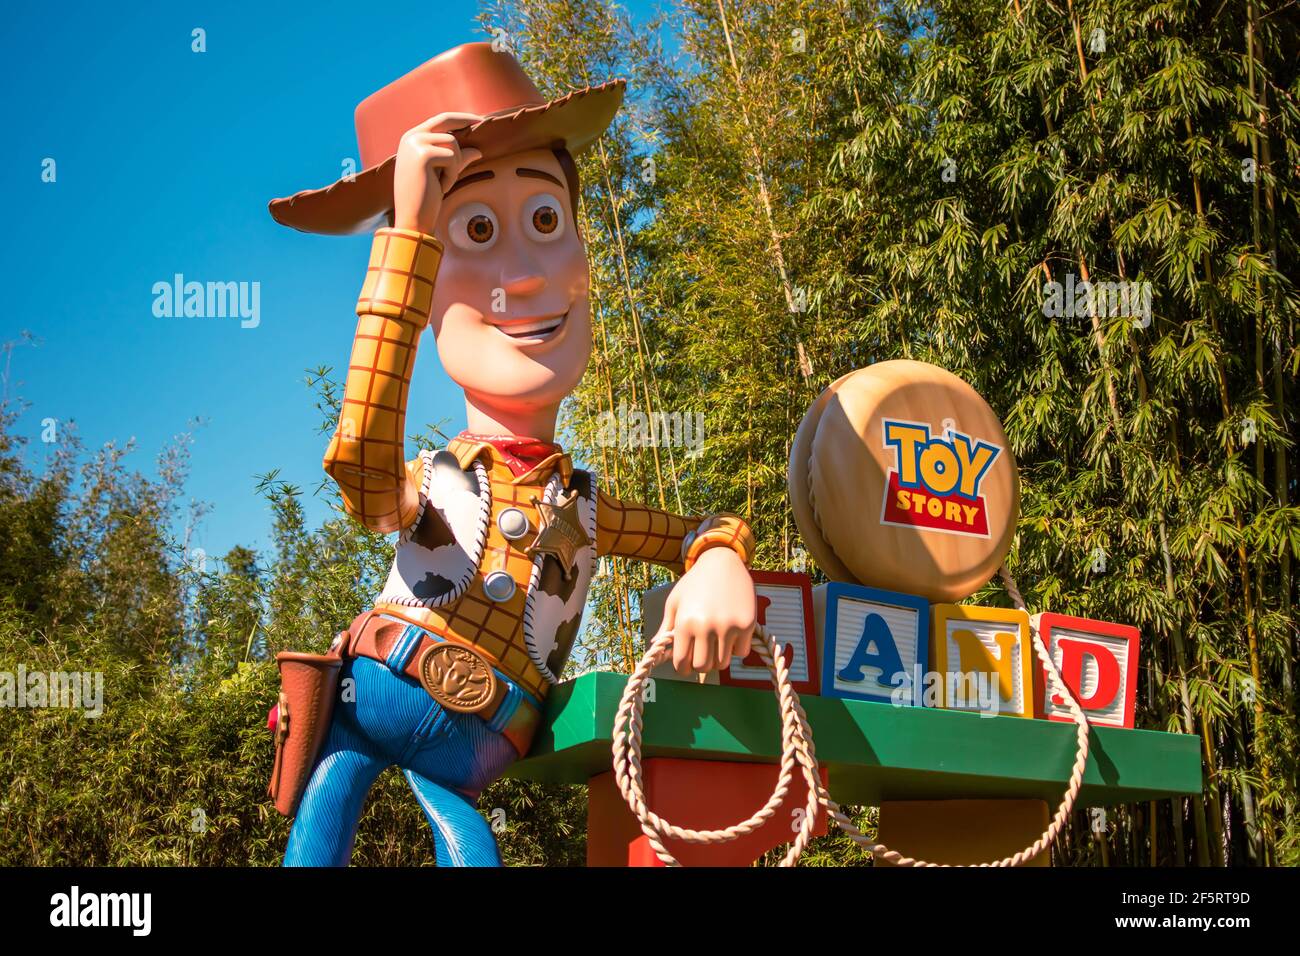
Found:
[788,360,1019,603]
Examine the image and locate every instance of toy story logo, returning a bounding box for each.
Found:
[880,419,1002,538]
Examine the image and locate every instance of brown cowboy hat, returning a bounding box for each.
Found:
[268,42,625,235]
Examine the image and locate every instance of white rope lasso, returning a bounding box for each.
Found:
[611,626,822,866]
[611,565,1092,867]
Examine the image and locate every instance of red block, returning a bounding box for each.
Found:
[720,570,820,696]
[587,757,828,867]
[1032,613,1140,728]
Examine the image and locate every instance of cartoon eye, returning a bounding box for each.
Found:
[522,193,565,243]
[533,206,558,233]
[467,215,494,242]
[448,202,499,251]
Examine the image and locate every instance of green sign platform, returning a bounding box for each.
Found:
[509,672,1203,806]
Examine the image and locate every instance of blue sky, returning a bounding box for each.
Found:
[1,0,660,566]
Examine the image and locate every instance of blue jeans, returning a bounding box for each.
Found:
[283,649,521,867]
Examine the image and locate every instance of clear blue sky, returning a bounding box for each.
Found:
[1,0,661,565]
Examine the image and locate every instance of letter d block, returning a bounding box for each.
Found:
[930,605,1033,718]
[1032,613,1139,728]
[821,583,928,704]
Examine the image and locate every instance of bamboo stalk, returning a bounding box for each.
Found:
[1179,70,1274,856]
[1237,7,1279,858]
[593,141,674,511]
[1119,224,1216,867]
[1252,10,1294,713]
[1149,800,1158,866]
[1201,709,1227,865]
[1248,2,1295,733]
[714,0,812,379]
[1171,797,1187,866]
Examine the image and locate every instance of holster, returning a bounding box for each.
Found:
[267,632,347,817]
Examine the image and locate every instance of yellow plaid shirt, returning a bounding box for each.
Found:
[324,228,756,699]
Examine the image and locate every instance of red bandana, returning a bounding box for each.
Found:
[460,432,564,478]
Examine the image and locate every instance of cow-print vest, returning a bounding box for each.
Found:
[375,448,597,686]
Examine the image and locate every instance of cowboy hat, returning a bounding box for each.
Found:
[268,42,625,235]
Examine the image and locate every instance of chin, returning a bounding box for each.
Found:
[471,360,586,407]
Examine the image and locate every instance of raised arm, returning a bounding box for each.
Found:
[323,228,441,533]
[324,112,484,533]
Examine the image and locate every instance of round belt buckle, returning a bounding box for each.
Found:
[417,642,498,714]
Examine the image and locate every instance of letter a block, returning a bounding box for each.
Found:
[930,605,1033,718]
[820,582,928,704]
[721,571,819,696]
[1032,613,1139,728]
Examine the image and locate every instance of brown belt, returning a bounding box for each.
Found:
[345,610,540,734]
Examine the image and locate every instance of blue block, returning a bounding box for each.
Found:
[821,582,930,705]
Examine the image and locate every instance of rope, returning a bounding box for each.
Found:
[611,564,1092,867]
[611,626,822,866]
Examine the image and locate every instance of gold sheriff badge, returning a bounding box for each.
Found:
[528,490,590,579]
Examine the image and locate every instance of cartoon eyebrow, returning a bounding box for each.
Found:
[444,170,495,196]
[517,167,565,188]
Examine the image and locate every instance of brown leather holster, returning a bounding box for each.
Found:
[267,632,347,817]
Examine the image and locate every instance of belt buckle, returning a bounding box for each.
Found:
[416,642,498,714]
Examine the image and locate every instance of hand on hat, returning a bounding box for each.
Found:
[393,112,485,236]
[660,546,757,675]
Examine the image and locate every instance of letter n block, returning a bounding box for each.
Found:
[820,582,928,704]
[721,571,819,696]
[930,605,1033,718]
[1032,613,1139,728]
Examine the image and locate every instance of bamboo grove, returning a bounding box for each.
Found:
[485,0,1300,865]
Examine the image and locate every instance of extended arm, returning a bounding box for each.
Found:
[595,490,755,573]
[597,490,758,672]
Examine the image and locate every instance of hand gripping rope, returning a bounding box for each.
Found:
[611,565,1091,867]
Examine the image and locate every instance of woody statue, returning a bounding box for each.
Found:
[265,43,758,866]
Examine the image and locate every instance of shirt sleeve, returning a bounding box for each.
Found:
[322,228,442,534]
[596,489,756,575]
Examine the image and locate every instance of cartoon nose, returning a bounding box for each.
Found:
[500,245,547,297]
[501,272,547,296]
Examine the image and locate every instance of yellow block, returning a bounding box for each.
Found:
[930,604,1033,718]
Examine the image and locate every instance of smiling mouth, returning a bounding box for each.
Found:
[494,313,567,341]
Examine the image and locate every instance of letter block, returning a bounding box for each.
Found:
[721,570,819,696]
[820,582,928,704]
[1032,613,1139,728]
[930,605,1033,718]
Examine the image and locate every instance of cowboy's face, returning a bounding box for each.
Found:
[428,148,591,413]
